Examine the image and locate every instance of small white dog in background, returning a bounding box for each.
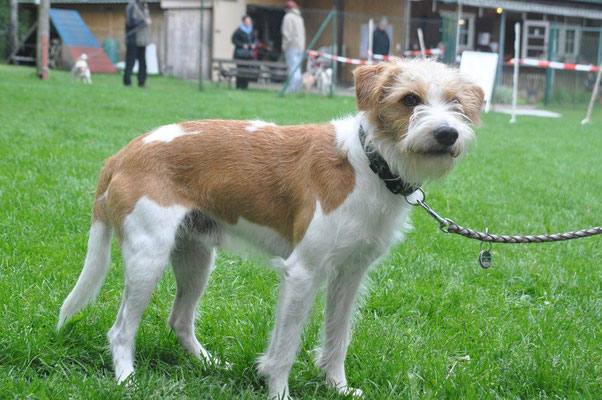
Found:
[317,67,333,96]
[301,67,333,96]
[58,58,483,399]
[71,53,92,84]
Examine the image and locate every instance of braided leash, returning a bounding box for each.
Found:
[446,223,602,243]
[405,189,602,268]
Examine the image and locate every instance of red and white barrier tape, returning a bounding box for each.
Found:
[307,50,378,65]
[507,58,599,72]
[402,48,444,56]
[370,53,392,61]
[307,49,445,65]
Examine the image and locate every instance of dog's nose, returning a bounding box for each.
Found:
[434,126,458,146]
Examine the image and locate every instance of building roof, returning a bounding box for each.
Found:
[441,0,602,20]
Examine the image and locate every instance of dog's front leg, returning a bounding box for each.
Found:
[257,257,324,399]
[315,253,378,397]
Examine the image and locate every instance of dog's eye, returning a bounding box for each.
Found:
[451,98,460,105]
[402,94,420,107]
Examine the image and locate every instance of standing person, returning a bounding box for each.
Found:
[372,17,390,56]
[281,1,305,93]
[232,15,256,90]
[124,0,151,88]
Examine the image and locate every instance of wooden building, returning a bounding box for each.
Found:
[17,0,413,82]
[409,0,602,100]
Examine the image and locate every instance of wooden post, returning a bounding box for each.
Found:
[36,0,50,79]
[9,0,19,58]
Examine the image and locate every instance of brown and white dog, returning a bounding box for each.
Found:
[58,58,483,398]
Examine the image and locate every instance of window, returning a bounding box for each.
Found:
[557,27,580,61]
[441,11,475,50]
[522,20,549,60]
[565,29,576,53]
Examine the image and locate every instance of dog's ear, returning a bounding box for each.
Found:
[459,81,485,125]
[354,63,390,111]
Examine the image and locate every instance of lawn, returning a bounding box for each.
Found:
[0,65,600,399]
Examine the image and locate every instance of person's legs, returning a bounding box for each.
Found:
[137,46,147,87]
[123,44,137,86]
[286,48,303,93]
[235,59,243,89]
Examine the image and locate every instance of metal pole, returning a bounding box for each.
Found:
[544,25,557,105]
[581,61,602,125]
[597,26,602,65]
[330,7,336,98]
[278,9,335,97]
[496,10,506,86]
[199,0,204,91]
[417,27,426,58]
[455,2,463,62]
[510,22,520,124]
[368,18,374,61]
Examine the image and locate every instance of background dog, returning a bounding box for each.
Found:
[302,67,332,96]
[58,58,483,399]
[71,53,92,84]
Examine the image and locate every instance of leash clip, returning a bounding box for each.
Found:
[405,188,452,233]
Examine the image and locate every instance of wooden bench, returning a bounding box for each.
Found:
[212,58,289,87]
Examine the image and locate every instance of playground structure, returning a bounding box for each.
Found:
[8,8,116,74]
[48,9,116,73]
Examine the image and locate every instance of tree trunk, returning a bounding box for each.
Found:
[9,0,19,57]
[36,0,50,78]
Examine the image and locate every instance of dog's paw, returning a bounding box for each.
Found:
[338,386,363,397]
[329,380,363,398]
[196,347,231,369]
[115,366,134,385]
[268,386,292,400]
[221,359,233,370]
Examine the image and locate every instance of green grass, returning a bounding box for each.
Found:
[0,65,601,399]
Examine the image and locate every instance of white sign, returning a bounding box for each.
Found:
[459,51,498,112]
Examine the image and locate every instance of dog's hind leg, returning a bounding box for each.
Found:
[257,255,325,399]
[168,234,219,365]
[107,198,187,383]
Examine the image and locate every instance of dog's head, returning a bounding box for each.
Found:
[354,58,484,183]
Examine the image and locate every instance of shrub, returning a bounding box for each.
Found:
[492,85,514,104]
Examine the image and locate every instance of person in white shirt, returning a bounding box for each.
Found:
[281,1,305,93]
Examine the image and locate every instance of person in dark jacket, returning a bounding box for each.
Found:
[231,15,256,90]
[124,0,151,87]
[372,17,390,56]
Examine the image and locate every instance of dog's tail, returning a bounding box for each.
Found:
[57,157,117,330]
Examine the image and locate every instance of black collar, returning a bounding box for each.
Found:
[359,125,420,196]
